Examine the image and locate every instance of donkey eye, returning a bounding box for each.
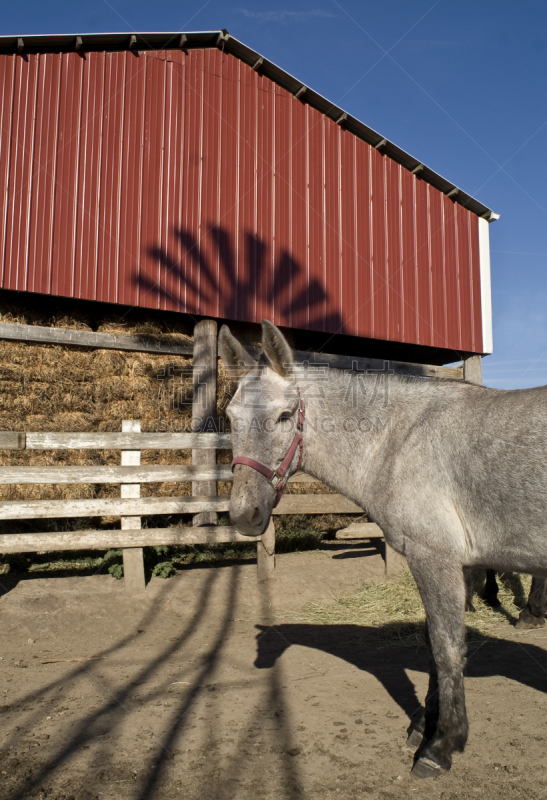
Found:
[277,411,292,423]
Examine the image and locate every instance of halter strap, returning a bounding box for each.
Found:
[231,389,305,508]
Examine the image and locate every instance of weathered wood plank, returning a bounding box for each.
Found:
[0,492,358,519]
[463,355,482,385]
[0,466,318,484]
[335,522,384,539]
[0,495,231,519]
[123,548,146,593]
[334,519,407,575]
[273,494,363,514]
[287,472,320,484]
[0,321,193,356]
[0,526,261,553]
[0,322,463,379]
[247,344,464,380]
[0,465,234,484]
[25,432,232,450]
[0,432,26,450]
[292,350,464,380]
[121,420,145,593]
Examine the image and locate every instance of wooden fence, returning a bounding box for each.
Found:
[0,422,392,592]
[0,317,482,592]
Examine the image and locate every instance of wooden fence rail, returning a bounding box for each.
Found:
[0,432,232,450]
[0,527,262,554]
[0,493,362,520]
[0,466,321,484]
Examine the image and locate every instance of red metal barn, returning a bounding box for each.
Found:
[0,31,495,363]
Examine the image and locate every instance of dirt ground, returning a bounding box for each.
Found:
[1,542,547,800]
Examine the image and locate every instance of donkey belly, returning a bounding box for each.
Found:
[456,496,547,575]
[369,484,547,578]
[449,400,547,574]
[463,522,547,576]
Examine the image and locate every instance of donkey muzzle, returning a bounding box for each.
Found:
[230,501,267,537]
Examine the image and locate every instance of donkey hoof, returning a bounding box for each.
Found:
[515,614,545,630]
[406,728,424,749]
[411,756,444,779]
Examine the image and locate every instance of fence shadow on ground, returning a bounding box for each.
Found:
[3,579,547,800]
[0,568,302,800]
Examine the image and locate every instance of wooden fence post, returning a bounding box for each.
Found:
[257,519,276,584]
[463,355,482,386]
[192,320,218,527]
[121,419,146,593]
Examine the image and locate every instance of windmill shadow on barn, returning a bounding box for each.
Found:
[141,225,345,336]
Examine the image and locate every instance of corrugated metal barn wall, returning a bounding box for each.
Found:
[0,47,483,354]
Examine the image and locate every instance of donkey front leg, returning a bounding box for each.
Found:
[407,553,468,778]
[406,622,438,749]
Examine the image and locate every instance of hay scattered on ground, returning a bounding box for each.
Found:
[286,568,536,647]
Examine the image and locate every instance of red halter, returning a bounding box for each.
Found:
[231,389,305,508]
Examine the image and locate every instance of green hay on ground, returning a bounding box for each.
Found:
[285,569,535,647]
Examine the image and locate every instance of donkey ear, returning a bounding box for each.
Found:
[261,320,293,377]
[218,325,257,379]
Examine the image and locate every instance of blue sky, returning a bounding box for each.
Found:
[3,1,546,388]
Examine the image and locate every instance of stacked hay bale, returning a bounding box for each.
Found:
[0,295,196,524]
[0,292,348,544]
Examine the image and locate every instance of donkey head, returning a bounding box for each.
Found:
[218,321,302,536]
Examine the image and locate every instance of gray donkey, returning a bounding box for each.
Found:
[219,320,547,779]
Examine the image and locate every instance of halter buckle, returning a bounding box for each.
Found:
[270,472,283,488]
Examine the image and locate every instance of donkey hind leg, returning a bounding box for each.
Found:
[463,568,476,613]
[483,569,501,608]
[407,555,468,779]
[516,577,547,630]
